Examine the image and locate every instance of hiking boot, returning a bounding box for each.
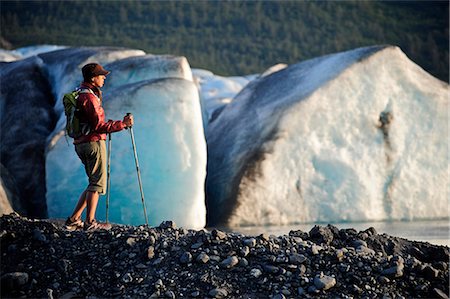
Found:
[65,217,84,231]
[84,220,112,231]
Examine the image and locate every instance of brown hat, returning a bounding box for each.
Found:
[82,63,110,81]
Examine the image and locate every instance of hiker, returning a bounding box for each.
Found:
[65,63,133,231]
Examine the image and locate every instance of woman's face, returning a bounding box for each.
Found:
[92,75,106,88]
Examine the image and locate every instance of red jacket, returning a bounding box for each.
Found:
[73,82,126,145]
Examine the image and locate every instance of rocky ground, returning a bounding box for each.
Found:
[0,213,448,299]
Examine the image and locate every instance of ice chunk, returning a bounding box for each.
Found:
[206,45,449,227]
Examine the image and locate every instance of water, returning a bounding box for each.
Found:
[228,219,450,247]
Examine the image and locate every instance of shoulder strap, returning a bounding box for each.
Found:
[78,88,100,102]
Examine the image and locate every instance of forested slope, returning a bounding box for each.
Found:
[1,1,448,81]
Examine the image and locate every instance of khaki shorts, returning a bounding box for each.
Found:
[75,140,107,195]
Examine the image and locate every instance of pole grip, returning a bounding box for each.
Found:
[126,112,133,128]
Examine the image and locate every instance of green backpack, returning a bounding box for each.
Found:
[63,89,91,138]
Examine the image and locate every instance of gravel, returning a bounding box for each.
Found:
[1,213,448,298]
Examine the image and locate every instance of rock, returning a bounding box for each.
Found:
[212,229,227,240]
[382,255,405,278]
[335,249,345,261]
[208,288,228,298]
[352,239,368,248]
[159,221,176,229]
[155,279,164,289]
[311,245,321,255]
[381,264,404,278]
[271,293,286,299]
[289,253,307,264]
[0,214,448,298]
[122,273,133,283]
[196,252,210,264]
[1,272,29,291]
[309,225,334,245]
[180,252,193,264]
[289,229,309,240]
[356,246,376,255]
[433,288,449,299]
[264,265,279,274]
[423,265,440,280]
[191,242,203,249]
[147,246,155,259]
[220,256,239,269]
[239,257,249,267]
[259,233,270,241]
[165,290,176,299]
[32,229,46,242]
[243,238,257,247]
[250,268,263,278]
[126,237,136,246]
[378,276,390,284]
[364,227,378,236]
[240,246,250,257]
[313,274,336,290]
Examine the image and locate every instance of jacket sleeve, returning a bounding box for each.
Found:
[82,94,126,133]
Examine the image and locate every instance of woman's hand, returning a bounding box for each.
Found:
[123,114,134,127]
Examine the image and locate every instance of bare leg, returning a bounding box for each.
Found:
[70,190,87,221]
[86,191,99,224]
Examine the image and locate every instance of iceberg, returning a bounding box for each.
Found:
[205,45,449,227]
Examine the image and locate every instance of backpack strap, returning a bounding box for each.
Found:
[78,88,100,103]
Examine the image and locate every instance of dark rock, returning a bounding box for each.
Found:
[289,253,307,264]
[0,214,448,299]
[32,229,46,242]
[250,268,263,278]
[433,288,449,299]
[243,238,257,247]
[238,257,249,267]
[378,276,390,284]
[313,274,336,290]
[264,265,280,274]
[364,227,378,236]
[271,293,286,299]
[309,225,334,245]
[165,290,176,299]
[208,288,228,298]
[220,256,239,269]
[240,246,250,257]
[422,264,440,280]
[212,229,227,240]
[180,252,192,264]
[196,252,210,264]
[1,272,29,291]
[352,239,368,248]
[159,221,176,229]
[289,229,309,240]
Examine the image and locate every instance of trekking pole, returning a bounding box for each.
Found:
[106,133,112,223]
[127,113,149,225]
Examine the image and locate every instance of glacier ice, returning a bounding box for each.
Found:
[0,56,58,217]
[46,77,207,228]
[1,44,448,230]
[206,45,449,227]
[192,68,256,126]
